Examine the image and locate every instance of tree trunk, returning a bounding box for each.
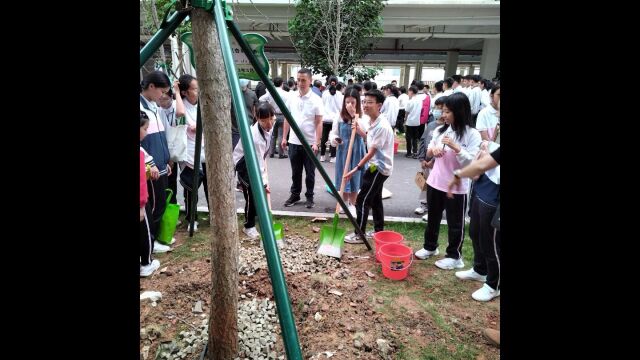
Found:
[333,0,341,75]
[150,0,167,64]
[191,7,239,360]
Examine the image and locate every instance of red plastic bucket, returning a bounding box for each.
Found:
[373,231,405,263]
[378,243,413,280]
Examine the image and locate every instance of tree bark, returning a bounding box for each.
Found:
[191,7,239,360]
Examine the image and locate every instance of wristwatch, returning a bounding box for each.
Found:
[453,169,462,179]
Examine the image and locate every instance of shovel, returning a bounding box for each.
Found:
[318,118,358,258]
[267,188,284,246]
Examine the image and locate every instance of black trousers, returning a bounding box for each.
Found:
[355,169,389,233]
[423,185,467,259]
[237,164,258,229]
[145,174,168,242]
[140,207,153,266]
[469,195,501,290]
[288,144,316,199]
[167,162,178,204]
[270,116,284,156]
[320,122,336,157]
[182,163,209,222]
[396,110,406,133]
[405,125,420,155]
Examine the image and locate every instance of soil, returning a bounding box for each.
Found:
[140,225,500,360]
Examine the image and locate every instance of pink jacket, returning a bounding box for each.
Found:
[140,150,148,208]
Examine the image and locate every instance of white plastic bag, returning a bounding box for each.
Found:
[166,124,188,162]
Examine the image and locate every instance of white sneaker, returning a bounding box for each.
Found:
[365,230,376,238]
[435,257,465,270]
[329,157,336,163]
[344,232,363,244]
[170,237,176,245]
[153,241,171,254]
[243,227,260,239]
[472,283,500,302]
[414,248,439,259]
[320,155,326,162]
[140,259,160,277]
[414,206,426,215]
[187,221,199,231]
[347,204,357,215]
[455,268,487,282]
[421,214,429,222]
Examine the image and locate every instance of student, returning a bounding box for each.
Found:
[329,87,367,215]
[140,71,173,253]
[233,102,276,239]
[414,93,481,270]
[343,89,394,243]
[414,96,447,218]
[140,111,161,277]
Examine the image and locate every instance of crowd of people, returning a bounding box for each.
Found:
[138,70,501,331]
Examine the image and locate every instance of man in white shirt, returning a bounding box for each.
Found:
[396,86,409,134]
[380,85,399,128]
[404,85,422,157]
[467,75,483,127]
[320,76,343,162]
[281,68,324,208]
[443,77,454,96]
[259,76,290,158]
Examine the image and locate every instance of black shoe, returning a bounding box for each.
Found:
[412,154,418,159]
[284,194,301,207]
[305,199,315,209]
[270,153,275,158]
[279,154,288,159]
[405,153,412,158]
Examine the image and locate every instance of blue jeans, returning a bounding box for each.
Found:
[288,143,316,199]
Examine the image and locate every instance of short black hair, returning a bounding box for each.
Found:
[140,111,149,127]
[365,89,385,104]
[273,77,283,87]
[297,68,313,79]
[256,102,275,119]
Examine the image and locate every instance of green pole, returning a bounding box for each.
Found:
[140,10,189,68]
[211,1,303,359]
[226,20,371,249]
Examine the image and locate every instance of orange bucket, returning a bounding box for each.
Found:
[373,231,405,263]
[378,243,413,280]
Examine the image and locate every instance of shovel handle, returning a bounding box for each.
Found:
[335,117,359,213]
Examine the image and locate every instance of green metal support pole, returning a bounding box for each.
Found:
[140,10,190,68]
[211,1,303,359]
[226,21,371,249]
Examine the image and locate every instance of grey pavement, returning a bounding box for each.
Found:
[176,149,431,221]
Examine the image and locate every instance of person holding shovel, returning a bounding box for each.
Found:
[233,102,276,239]
[329,87,367,215]
[343,89,395,243]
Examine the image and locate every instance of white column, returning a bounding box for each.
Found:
[415,62,423,81]
[402,64,411,87]
[445,51,459,77]
[480,39,500,80]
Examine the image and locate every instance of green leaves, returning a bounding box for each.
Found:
[289,0,386,77]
